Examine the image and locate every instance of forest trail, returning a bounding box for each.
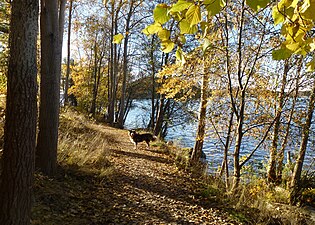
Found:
[103,128,238,224]
[32,114,240,225]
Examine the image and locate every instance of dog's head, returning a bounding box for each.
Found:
[128,130,136,138]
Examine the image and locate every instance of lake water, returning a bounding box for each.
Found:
[125,99,315,174]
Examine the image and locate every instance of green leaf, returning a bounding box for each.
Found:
[142,23,163,35]
[272,5,285,25]
[158,29,170,41]
[179,19,190,34]
[300,0,315,20]
[161,40,175,53]
[246,0,270,12]
[307,59,315,71]
[176,47,186,64]
[113,33,124,44]
[154,4,170,24]
[272,48,293,60]
[179,34,186,44]
[185,4,201,26]
[179,19,198,34]
[204,0,225,16]
[170,0,193,12]
[285,42,301,52]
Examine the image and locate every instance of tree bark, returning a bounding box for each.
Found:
[290,76,315,205]
[36,0,64,175]
[267,59,289,183]
[0,0,39,223]
[191,66,209,163]
[221,108,233,188]
[154,53,169,136]
[107,0,123,125]
[277,57,302,183]
[64,0,73,105]
[117,0,134,128]
[90,33,99,116]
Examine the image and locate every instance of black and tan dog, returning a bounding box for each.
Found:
[128,130,157,150]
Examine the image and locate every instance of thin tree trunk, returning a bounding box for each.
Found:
[117,0,134,128]
[290,77,315,205]
[221,3,232,189]
[191,66,209,163]
[64,0,73,105]
[107,1,116,124]
[149,36,156,130]
[232,95,244,191]
[267,59,289,183]
[154,53,168,136]
[277,57,302,183]
[221,108,233,188]
[0,0,39,223]
[90,33,99,116]
[232,0,245,191]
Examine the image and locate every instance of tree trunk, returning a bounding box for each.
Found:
[149,35,157,130]
[107,0,122,125]
[154,53,169,136]
[107,1,116,124]
[36,0,64,176]
[221,108,233,188]
[90,34,99,116]
[232,96,244,191]
[64,0,73,105]
[191,69,209,163]
[277,57,302,183]
[0,0,39,223]
[267,59,289,183]
[290,77,315,205]
[154,94,165,136]
[117,0,134,128]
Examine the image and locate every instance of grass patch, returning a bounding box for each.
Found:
[58,108,117,174]
[199,176,313,224]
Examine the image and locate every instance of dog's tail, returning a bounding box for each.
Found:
[152,135,157,141]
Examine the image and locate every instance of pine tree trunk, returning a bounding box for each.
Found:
[0,0,39,223]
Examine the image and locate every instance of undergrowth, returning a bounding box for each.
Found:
[200,176,314,224]
[168,141,314,224]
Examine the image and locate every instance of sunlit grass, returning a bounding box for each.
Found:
[58,107,116,176]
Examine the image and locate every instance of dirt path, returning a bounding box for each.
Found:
[94,128,239,224]
[32,124,240,225]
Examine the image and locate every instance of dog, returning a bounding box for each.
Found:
[128,130,157,150]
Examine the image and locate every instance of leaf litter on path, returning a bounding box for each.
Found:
[32,117,241,224]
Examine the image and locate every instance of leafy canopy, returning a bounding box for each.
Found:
[142,0,315,68]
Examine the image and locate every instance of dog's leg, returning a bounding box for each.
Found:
[145,141,150,149]
[134,142,137,150]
